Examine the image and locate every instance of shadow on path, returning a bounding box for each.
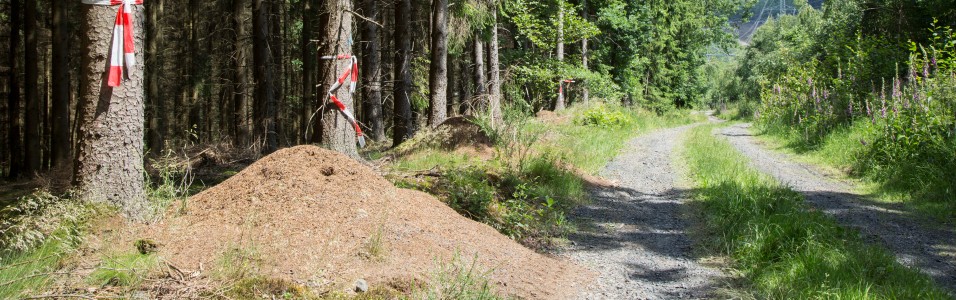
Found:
[720,123,956,293]
[562,124,725,299]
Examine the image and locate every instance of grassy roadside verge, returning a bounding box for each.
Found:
[389,104,703,248]
[755,122,955,222]
[682,124,949,299]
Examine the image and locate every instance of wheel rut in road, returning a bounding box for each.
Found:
[563,123,725,299]
[719,123,956,293]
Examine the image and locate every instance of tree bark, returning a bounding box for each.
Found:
[186,0,201,144]
[7,0,23,179]
[392,0,413,146]
[252,0,277,154]
[472,36,485,115]
[427,0,448,126]
[488,10,502,128]
[319,0,360,158]
[448,53,459,117]
[300,0,316,144]
[24,0,41,175]
[75,3,148,220]
[146,0,165,153]
[555,1,565,110]
[362,0,385,141]
[232,0,249,146]
[270,0,284,145]
[52,0,72,173]
[581,0,589,104]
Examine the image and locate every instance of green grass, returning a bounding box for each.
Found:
[389,104,702,248]
[758,120,956,222]
[683,124,950,299]
[409,252,505,300]
[87,251,160,288]
[0,234,74,298]
[531,105,704,174]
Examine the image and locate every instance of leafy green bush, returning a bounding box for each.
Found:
[755,23,956,213]
[574,104,632,128]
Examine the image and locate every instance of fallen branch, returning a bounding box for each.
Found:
[165,261,187,281]
[344,10,384,28]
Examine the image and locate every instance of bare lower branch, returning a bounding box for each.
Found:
[344,10,384,28]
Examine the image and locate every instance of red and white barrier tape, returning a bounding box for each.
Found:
[558,79,575,95]
[321,54,365,148]
[83,0,143,87]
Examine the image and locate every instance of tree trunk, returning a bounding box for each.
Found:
[270,0,284,145]
[362,0,385,141]
[488,10,502,128]
[300,0,316,144]
[581,0,589,104]
[7,0,23,179]
[187,0,201,144]
[50,1,73,176]
[427,0,448,126]
[319,0,360,158]
[232,0,249,146]
[75,3,148,220]
[146,0,165,154]
[252,0,277,154]
[555,1,565,111]
[472,36,485,115]
[392,0,413,146]
[448,54,459,117]
[24,0,40,175]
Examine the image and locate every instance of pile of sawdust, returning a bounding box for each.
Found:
[393,117,495,158]
[146,145,588,298]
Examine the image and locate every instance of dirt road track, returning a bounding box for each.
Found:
[564,123,725,299]
[719,123,956,293]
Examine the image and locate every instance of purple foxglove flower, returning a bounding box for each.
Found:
[893,78,902,99]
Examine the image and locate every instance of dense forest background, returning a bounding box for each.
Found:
[2,0,955,216]
[0,0,743,183]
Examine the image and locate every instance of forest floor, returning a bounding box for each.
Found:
[562,122,728,299]
[718,123,956,292]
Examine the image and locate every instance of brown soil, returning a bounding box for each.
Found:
[140,145,588,299]
[393,117,495,159]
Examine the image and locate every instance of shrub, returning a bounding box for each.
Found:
[574,104,632,128]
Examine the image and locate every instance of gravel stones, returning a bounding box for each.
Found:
[563,124,725,299]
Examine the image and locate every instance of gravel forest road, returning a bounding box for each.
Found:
[719,123,956,293]
[563,123,725,299]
